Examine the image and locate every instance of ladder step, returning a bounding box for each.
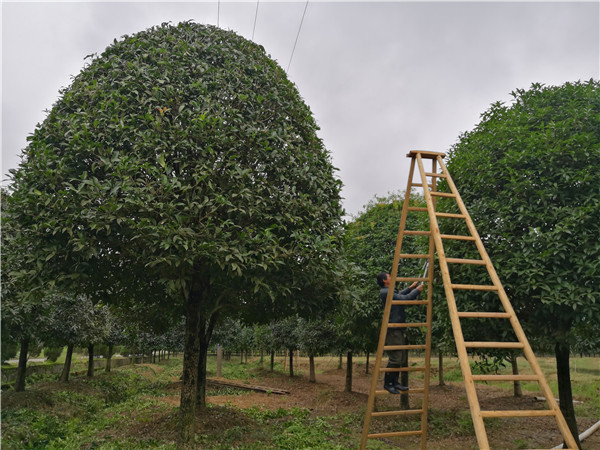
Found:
[440,234,475,241]
[368,430,423,439]
[391,300,429,306]
[380,366,427,373]
[388,322,428,328]
[396,276,428,283]
[371,409,424,417]
[407,207,428,212]
[472,374,540,382]
[425,172,446,178]
[435,212,465,219]
[480,410,556,418]
[430,191,455,198]
[404,230,431,236]
[465,341,524,349]
[451,284,498,291]
[383,344,427,351]
[446,258,486,265]
[409,183,434,189]
[458,312,511,319]
[399,253,429,259]
[376,388,425,395]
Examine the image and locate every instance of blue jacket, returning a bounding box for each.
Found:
[379,287,421,323]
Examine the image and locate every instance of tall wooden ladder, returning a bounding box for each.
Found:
[360,150,578,450]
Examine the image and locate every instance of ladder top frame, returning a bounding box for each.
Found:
[407,150,446,159]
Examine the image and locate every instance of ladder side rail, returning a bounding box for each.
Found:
[415,153,490,450]
[437,157,579,449]
[419,156,437,450]
[360,157,418,449]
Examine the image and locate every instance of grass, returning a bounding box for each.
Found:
[1,355,598,449]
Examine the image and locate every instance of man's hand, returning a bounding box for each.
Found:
[409,281,419,289]
[416,284,425,292]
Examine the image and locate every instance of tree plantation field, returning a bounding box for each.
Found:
[2,355,598,449]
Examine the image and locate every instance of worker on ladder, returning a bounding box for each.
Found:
[376,272,424,394]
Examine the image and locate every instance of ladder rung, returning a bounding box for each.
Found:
[458,312,511,319]
[391,300,429,306]
[368,430,423,439]
[383,344,427,351]
[435,212,464,218]
[465,341,524,349]
[371,409,424,417]
[440,234,475,241]
[376,388,425,395]
[380,366,427,373]
[451,284,497,291]
[404,230,431,236]
[407,207,428,212]
[388,322,428,328]
[399,253,429,259]
[430,191,455,198]
[409,183,434,189]
[472,374,540,382]
[425,172,447,178]
[480,410,556,418]
[446,258,486,265]
[396,276,428,282]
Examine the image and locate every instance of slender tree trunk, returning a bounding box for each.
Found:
[511,354,522,397]
[216,345,223,378]
[106,343,114,372]
[309,355,316,383]
[288,349,294,377]
[177,279,205,449]
[345,351,353,392]
[365,351,370,374]
[338,353,342,369]
[60,343,74,382]
[270,350,275,372]
[15,338,29,392]
[87,344,94,377]
[438,350,445,386]
[260,349,264,366]
[555,341,582,449]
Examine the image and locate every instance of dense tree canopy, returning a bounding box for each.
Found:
[6,22,343,447]
[445,79,600,446]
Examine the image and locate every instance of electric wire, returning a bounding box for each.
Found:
[252,0,260,41]
[287,0,309,72]
[217,0,220,27]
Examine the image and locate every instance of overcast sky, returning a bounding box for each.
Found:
[2,1,599,219]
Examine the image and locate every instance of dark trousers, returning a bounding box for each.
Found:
[385,328,408,368]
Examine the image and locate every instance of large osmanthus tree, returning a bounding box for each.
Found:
[6,22,343,447]
[444,80,599,448]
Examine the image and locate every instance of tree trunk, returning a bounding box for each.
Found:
[196,310,219,409]
[177,279,204,449]
[345,351,353,392]
[87,344,94,377]
[270,350,275,372]
[60,343,74,382]
[216,345,223,377]
[309,355,316,383]
[15,338,29,392]
[511,354,522,397]
[555,341,582,449]
[438,350,445,386]
[106,343,114,372]
[365,351,370,374]
[338,353,342,369]
[260,349,264,366]
[288,349,294,377]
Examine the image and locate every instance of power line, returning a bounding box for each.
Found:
[217,0,220,27]
[252,0,260,41]
[287,0,309,72]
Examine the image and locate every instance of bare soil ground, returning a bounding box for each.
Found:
[156,358,599,449]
